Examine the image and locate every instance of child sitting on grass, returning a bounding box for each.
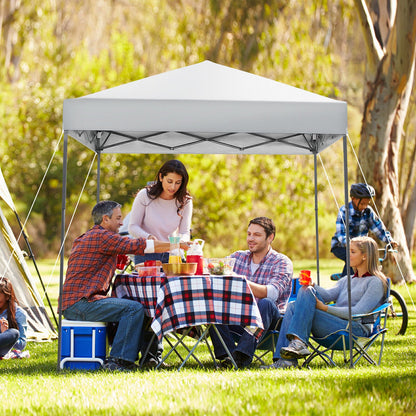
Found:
[0,276,29,359]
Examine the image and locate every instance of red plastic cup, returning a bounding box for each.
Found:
[116,254,129,270]
[299,270,312,286]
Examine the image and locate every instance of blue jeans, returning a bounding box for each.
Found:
[209,298,281,365]
[63,297,144,363]
[134,252,169,265]
[273,286,369,360]
[0,328,19,357]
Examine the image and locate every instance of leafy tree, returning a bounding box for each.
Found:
[354,0,416,282]
[2,0,412,270]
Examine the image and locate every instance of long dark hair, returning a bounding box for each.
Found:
[146,160,191,214]
[0,276,19,329]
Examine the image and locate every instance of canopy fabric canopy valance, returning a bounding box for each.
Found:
[63,60,347,155]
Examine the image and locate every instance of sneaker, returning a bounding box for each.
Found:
[102,357,138,372]
[260,359,298,370]
[1,349,30,359]
[120,359,140,371]
[218,357,234,369]
[232,351,252,369]
[141,357,158,369]
[141,357,171,370]
[280,339,311,359]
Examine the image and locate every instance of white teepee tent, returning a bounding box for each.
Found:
[0,167,56,341]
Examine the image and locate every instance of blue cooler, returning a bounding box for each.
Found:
[60,320,107,370]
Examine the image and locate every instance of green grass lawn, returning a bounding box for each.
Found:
[1,259,415,415]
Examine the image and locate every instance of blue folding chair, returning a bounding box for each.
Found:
[253,278,300,365]
[303,279,391,367]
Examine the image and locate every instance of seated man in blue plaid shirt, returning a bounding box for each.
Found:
[331,183,397,279]
[209,217,293,369]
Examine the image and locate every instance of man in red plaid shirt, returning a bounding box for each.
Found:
[210,217,293,369]
[61,200,189,372]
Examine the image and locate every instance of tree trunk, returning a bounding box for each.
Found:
[357,0,416,283]
[404,181,416,252]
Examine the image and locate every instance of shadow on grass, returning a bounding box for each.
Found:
[2,333,415,377]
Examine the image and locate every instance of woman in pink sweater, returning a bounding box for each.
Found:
[128,160,192,368]
[129,159,193,265]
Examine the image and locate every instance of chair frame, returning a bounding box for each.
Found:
[302,279,391,368]
[252,278,300,365]
[252,320,281,365]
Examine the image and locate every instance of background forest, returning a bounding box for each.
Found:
[0,0,415,265]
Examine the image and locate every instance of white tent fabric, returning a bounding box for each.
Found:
[63,60,347,155]
[0,169,56,341]
[0,168,16,211]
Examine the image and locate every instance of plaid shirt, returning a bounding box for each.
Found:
[231,249,292,313]
[61,225,146,311]
[331,202,391,248]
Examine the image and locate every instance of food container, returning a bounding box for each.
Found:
[135,265,160,277]
[186,255,204,275]
[169,236,182,264]
[162,263,197,276]
[207,257,236,275]
[186,239,205,275]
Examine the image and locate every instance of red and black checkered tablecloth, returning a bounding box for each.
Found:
[112,273,263,341]
[150,274,263,340]
[112,273,161,317]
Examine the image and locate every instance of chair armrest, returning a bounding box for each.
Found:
[352,302,389,319]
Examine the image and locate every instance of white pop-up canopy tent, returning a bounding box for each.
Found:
[60,60,353,364]
[63,60,346,155]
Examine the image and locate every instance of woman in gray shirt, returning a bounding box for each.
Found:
[263,236,387,369]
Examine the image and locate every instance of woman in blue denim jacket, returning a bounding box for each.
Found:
[0,276,28,357]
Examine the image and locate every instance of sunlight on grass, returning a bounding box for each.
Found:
[6,258,413,415]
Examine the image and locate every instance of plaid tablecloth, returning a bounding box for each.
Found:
[112,273,264,342]
[112,273,161,317]
[150,274,264,341]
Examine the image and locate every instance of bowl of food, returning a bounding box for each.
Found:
[135,265,160,277]
[162,263,197,277]
[207,258,235,275]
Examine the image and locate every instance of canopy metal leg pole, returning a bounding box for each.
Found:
[314,152,320,286]
[343,134,352,367]
[14,212,58,328]
[96,151,101,203]
[57,132,68,371]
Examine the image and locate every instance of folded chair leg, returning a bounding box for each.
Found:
[201,326,219,368]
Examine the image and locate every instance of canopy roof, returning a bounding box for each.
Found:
[63,61,347,155]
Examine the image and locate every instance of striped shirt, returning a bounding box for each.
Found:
[61,225,146,311]
[331,202,391,248]
[231,249,293,313]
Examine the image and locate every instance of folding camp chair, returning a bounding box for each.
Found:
[252,278,300,365]
[303,279,391,368]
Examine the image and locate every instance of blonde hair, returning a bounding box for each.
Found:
[350,236,388,293]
